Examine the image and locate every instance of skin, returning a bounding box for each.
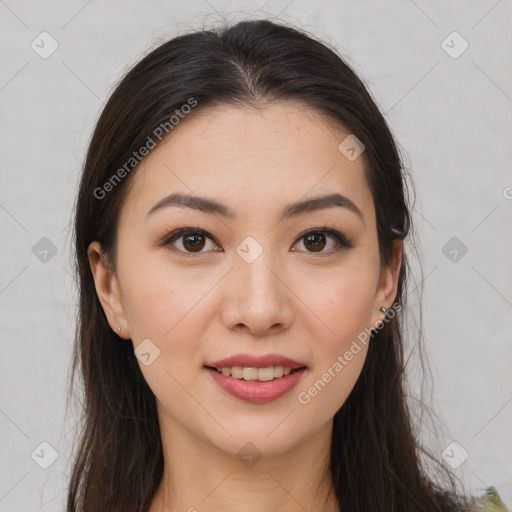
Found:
[88,101,402,512]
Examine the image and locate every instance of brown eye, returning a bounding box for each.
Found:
[162,228,220,255]
[182,233,206,252]
[292,229,352,254]
[304,232,327,252]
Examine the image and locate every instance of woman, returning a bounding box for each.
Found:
[67,18,505,512]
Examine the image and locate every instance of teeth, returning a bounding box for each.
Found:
[231,366,243,379]
[214,365,297,381]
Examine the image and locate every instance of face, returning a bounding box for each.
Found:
[89,101,400,459]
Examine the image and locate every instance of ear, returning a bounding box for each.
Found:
[87,241,131,339]
[372,239,402,328]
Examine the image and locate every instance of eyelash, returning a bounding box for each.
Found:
[160,227,353,257]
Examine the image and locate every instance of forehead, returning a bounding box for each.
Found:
[119,101,374,224]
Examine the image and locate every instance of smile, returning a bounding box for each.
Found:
[204,365,307,404]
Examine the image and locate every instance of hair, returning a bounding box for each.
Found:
[67,18,482,512]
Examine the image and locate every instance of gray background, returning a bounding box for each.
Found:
[1,1,511,510]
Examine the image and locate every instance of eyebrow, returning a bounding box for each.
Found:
[146,192,364,224]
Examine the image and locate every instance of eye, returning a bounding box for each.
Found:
[160,227,352,257]
[161,228,221,256]
[291,228,352,254]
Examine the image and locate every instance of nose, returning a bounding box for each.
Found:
[219,251,294,337]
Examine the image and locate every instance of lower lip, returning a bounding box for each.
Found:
[205,367,306,404]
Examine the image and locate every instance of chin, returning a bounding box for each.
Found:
[204,414,310,459]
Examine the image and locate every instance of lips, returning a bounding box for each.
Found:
[204,353,307,404]
[205,366,307,404]
[205,353,306,370]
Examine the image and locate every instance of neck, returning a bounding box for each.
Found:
[150,414,340,512]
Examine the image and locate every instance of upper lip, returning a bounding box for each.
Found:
[206,353,306,370]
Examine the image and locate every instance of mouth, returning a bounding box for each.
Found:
[203,364,307,404]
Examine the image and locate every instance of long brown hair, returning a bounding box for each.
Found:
[67,18,480,511]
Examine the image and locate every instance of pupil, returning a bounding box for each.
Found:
[305,233,325,252]
[183,234,205,252]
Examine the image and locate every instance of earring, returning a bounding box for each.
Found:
[117,326,122,332]
[379,306,388,313]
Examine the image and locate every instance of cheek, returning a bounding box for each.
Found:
[303,257,379,352]
[117,254,224,402]
[118,250,214,342]
[117,256,215,405]
[294,254,378,413]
